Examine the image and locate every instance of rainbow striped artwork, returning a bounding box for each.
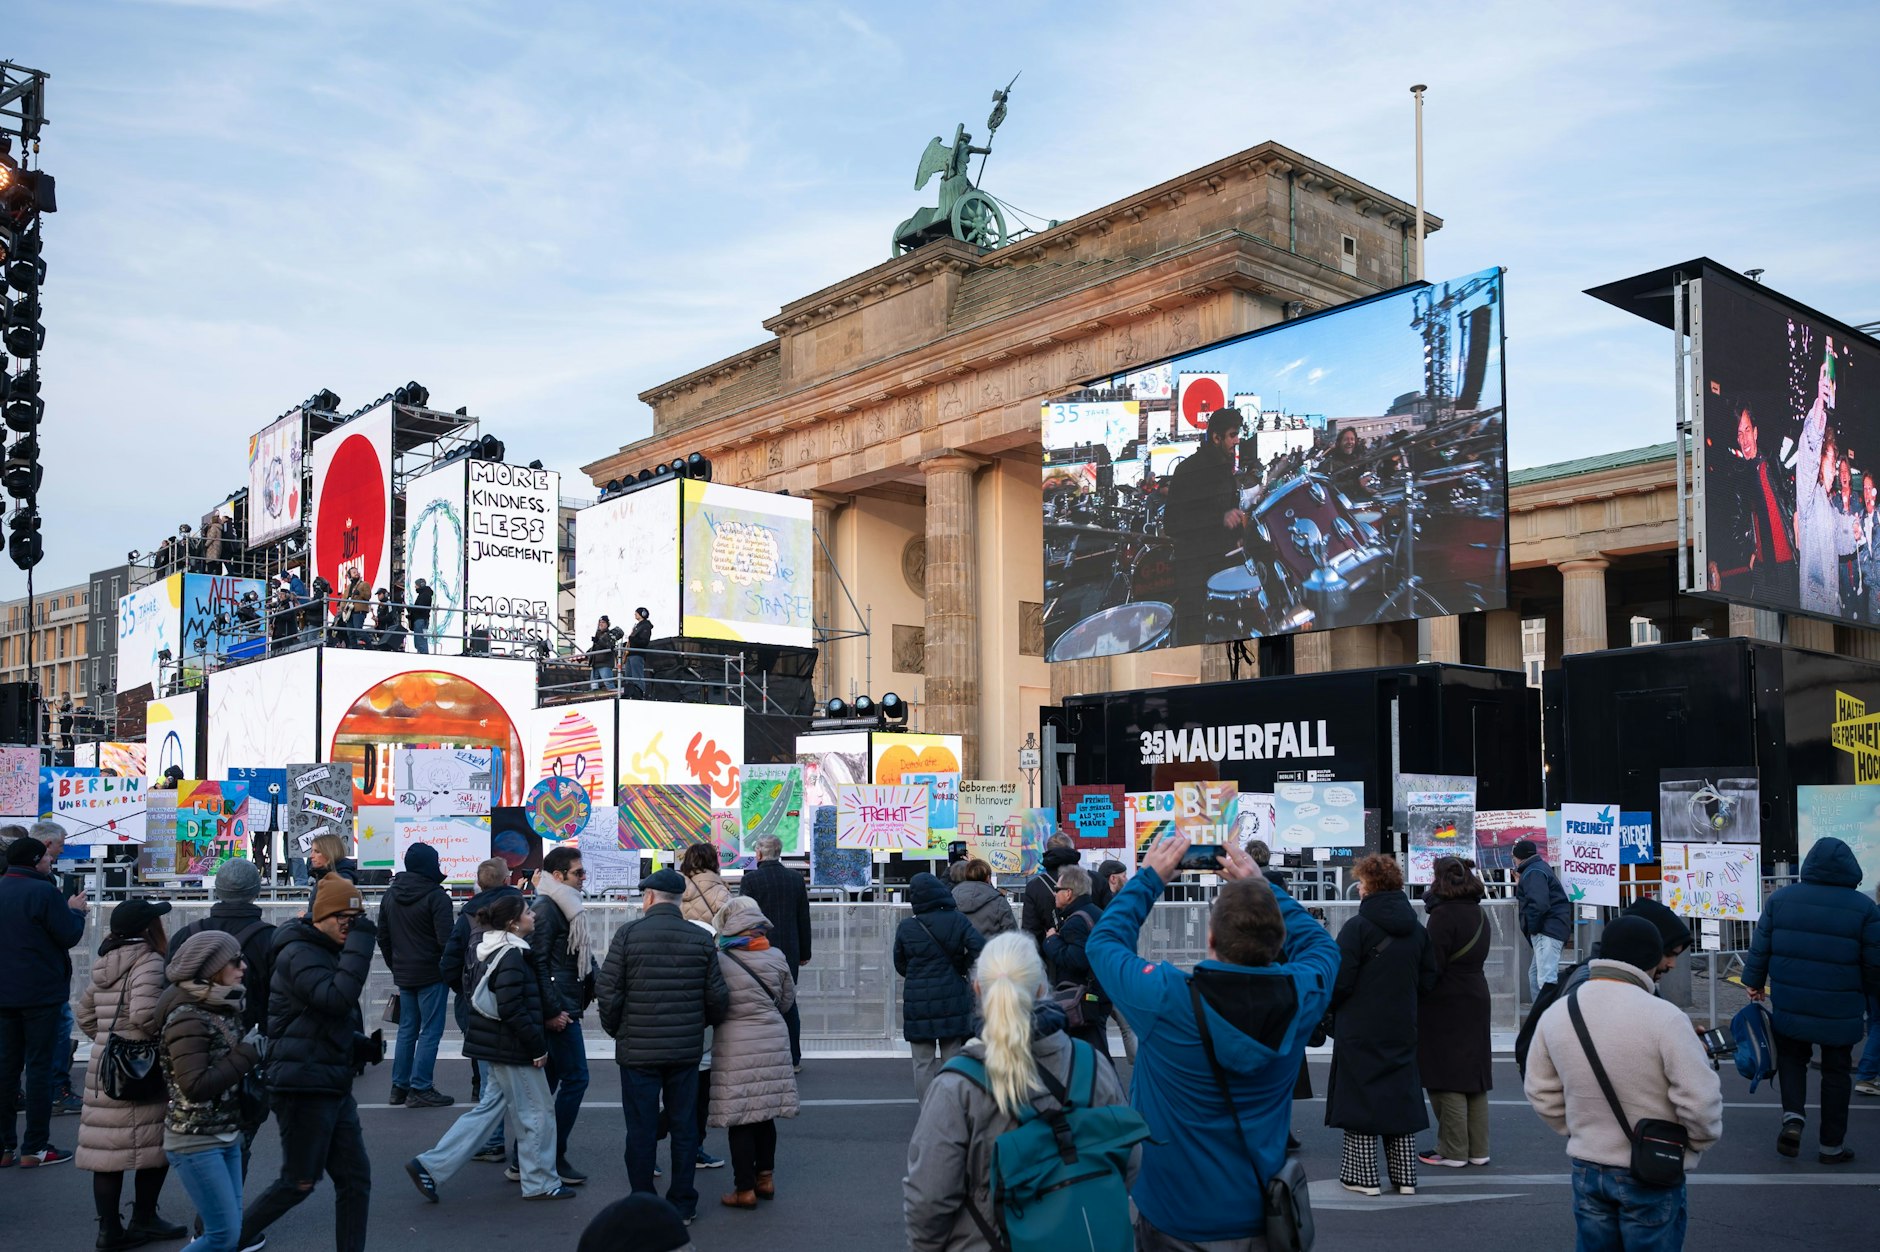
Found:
[619,783,711,852]
[534,705,610,803]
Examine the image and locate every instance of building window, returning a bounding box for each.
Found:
[1524,658,1543,687]
[1339,234,1358,277]
[1629,616,1662,647]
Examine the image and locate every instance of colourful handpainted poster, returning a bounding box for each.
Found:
[355,805,396,871]
[490,806,541,884]
[99,742,147,779]
[1406,790,1476,885]
[530,701,615,805]
[137,791,178,877]
[741,764,805,855]
[175,780,250,876]
[45,769,147,844]
[1797,784,1880,890]
[798,731,869,857]
[618,784,711,852]
[1128,791,1177,852]
[1229,792,1276,853]
[904,771,959,857]
[579,808,640,893]
[393,814,491,884]
[1558,803,1621,907]
[1058,784,1126,850]
[960,780,1022,863]
[870,732,963,786]
[712,808,753,871]
[1474,808,1548,872]
[835,784,929,850]
[1272,781,1362,849]
[618,700,744,814]
[393,747,496,817]
[1173,780,1240,845]
[1661,842,1760,921]
[809,805,870,890]
[0,746,37,818]
[526,774,594,841]
[286,762,353,860]
[227,768,288,833]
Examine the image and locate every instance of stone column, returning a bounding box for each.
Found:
[1050,656,1110,705]
[1784,614,1834,654]
[1421,616,1461,663]
[1728,604,1780,640]
[1328,624,1380,671]
[1198,643,1238,684]
[1293,630,1333,674]
[921,452,986,776]
[1560,558,1611,655]
[807,492,846,702]
[1484,608,1523,672]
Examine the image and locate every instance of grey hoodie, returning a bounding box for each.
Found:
[952,880,1016,941]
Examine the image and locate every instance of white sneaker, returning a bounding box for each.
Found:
[1468,1156,1491,1166]
[503,1166,520,1182]
[1855,1080,1880,1097]
[1397,1186,1417,1196]
[1340,1181,1380,1196]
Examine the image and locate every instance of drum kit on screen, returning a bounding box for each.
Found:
[1042,414,1505,660]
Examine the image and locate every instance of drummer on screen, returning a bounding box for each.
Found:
[1165,406,1247,645]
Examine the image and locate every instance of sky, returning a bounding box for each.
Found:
[4,0,1878,590]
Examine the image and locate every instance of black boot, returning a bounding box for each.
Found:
[124,1210,187,1242]
[96,1214,147,1251]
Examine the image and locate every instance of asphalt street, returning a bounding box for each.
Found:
[5,1056,1874,1250]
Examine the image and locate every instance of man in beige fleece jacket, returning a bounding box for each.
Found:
[1524,916,1724,1252]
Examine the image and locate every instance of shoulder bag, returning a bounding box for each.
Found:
[100,962,167,1103]
[1565,986,1689,1188]
[1191,980,1314,1251]
[722,948,787,1020]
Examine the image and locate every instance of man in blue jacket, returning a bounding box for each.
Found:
[0,833,90,1167]
[1514,838,1573,998]
[1088,832,1339,1249]
[1742,836,1880,1164]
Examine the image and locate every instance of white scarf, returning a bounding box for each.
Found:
[533,872,592,971]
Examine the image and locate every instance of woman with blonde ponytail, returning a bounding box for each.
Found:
[903,933,1136,1251]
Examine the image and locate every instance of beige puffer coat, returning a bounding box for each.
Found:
[75,942,170,1172]
[708,943,799,1128]
[682,870,731,927]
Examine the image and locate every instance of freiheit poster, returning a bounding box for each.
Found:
[1558,802,1620,907]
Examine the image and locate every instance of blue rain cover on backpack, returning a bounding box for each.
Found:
[942,1039,1149,1252]
[1731,1001,1776,1093]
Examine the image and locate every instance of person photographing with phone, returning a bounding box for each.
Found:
[1087,832,1340,1250]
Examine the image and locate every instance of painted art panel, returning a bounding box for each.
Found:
[741,764,804,855]
[1661,842,1761,921]
[464,461,559,655]
[903,771,959,857]
[1619,811,1655,866]
[206,648,320,776]
[319,650,536,808]
[1657,768,1760,845]
[310,405,394,616]
[491,806,542,884]
[246,410,305,549]
[870,732,964,786]
[175,780,250,876]
[180,574,270,680]
[393,814,490,884]
[1474,808,1548,872]
[1127,791,1177,852]
[137,792,178,877]
[117,576,181,695]
[1058,784,1126,849]
[355,805,395,871]
[797,731,869,853]
[285,761,355,860]
[836,784,928,851]
[809,806,870,890]
[959,780,1023,869]
[145,692,201,783]
[1173,780,1240,845]
[712,808,752,872]
[1797,784,1880,890]
[99,742,147,778]
[576,480,681,645]
[227,768,288,832]
[45,769,146,844]
[1558,802,1621,907]
[1272,780,1363,849]
[393,747,495,817]
[1229,793,1276,854]
[618,783,711,852]
[526,774,594,841]
[679,480,814,647]
[403,460,467,653]
[0,745,36,818]
[1406,790,1476,885]
[616,699,744,814]
[580,808,640,893]
[529,700,615,807]
[1393,773,1475,831]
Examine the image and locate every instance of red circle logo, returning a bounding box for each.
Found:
[1180,376,1226,429]
[316,433,388,593]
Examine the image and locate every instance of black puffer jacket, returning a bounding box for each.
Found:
[894,873,986,1042]
[462,938,549,1067]
[596,902,730,1068]
[377,866,453,989]
[266,916,375,1095]
[530,895,591,1019]
[1022,847,1081,950]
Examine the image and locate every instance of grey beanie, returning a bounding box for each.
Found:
[214,858,263,904]
[167,930,243,984]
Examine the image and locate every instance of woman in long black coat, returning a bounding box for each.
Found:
[1417,857,1494,1168]
[1326,854,1439,1196]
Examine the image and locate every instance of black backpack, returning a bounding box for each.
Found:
[1514,958,1587,1076]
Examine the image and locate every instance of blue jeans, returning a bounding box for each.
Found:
[0,1003,62,1153]
[412,628,431,655]
[622,1063,699,1217]
[1570,1160,1686,1252]
[1529,933,1565,998]
[49,1000,75,1094]
[417,1062,558,1196]
[589,665,616,692]
[169,1138,244,1252]
[477,1060,504,1152]
[626,654,647,697]
[1857,996,1880,1083]
[392,983,450,1092]
[546,1020,590,1161]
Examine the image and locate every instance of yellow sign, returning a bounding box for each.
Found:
[1829,690,1880,783]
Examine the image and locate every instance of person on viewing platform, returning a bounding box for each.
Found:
[588,616,623,691]
[341,572,370,647]
[1086,833,1337,1247]
[371,588,404,652]
[1020,834,1079,953]
[708,896,799,1210]
[529,844,594,1185]
[306,834,356,886]
[439,858,520,1158]
[1042,864,1112,1058]
[408,578,434,655]
[740,836,812,1069]
[1742,835,1880,1164]
[1512,838,1572,998]
[1524,915,1723,1252]
[0,832,89,1169]
[902,932,1136,1251]
[158,930,262,1252]
[405,894,574,1204]
[596,868,730,1225]
[626,606,653,698]
[1417,856,1494,1169]
[78,898,188,1249]
[949,857,1016,942]
[377,842,456,1109]
[895,871,986,1100]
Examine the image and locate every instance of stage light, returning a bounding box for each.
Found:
[3,371,40,431]
[824,697,849,720]
[3,438,41,497]
[307,389,340,412]
[528,459,543,470]
[6,508,39,569]
[653,462,673,478]
[605,478,624,495]
[852,695,875,720]
[455,406,468,416]
[686,452,712,481]
[881,692,908,725]
[668,458,685,477]
[636,468,654,483]
[5,231,42,293]
[3,319,43,358]
[395,381,430,407]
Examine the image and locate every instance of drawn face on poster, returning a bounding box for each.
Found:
[531,702,613,806]
[247,411,304,549]
[464,462,558,655]
[617,700,744,814]
[1657,768,1759,845]
[1229,792,1276,854]
[286,762,354,857]
[311,406,393,610]
[394,748,495,818]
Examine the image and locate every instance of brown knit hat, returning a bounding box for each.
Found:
[167,930,242,984]
[311,875,365,922]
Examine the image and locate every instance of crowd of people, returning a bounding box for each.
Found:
[4,816,1878,1252]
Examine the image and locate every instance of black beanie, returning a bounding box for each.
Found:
[404,841,445,884]
[1622,898,1694,957]
[1599,915,1665,976]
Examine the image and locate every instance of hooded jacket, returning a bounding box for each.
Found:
[462,933,549,1067]
[894,873,986,1042]
[1516,855,1573,942]
[1742,837,1880,1046]
[0,865,86,1009]
[951,880,1016,942]
[441,884,523,1029]
[266,915,376,1094]
[1325,889,1440,1135]
[1088,868,1339,1243]
[1021,846,1081,949]
[1043,896,1109,1025]
[376,847,453,989]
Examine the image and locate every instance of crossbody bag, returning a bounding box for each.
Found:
[1565,985,1689,1188]
[722,948,787,1020]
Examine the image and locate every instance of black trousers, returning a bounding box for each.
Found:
[727,1119,777,1192]
[241,1092,370,1252]
[1776,1029,1852,1150]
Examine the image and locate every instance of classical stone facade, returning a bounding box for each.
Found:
[584,141,1444,778]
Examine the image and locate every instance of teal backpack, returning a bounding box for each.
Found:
[941,1039,1150,1252]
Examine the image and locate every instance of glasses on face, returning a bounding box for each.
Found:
[570,868,587,879]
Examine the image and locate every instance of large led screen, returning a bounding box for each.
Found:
[310,405,394,608]
[465,461,559,654]
[576,480,680,640]
[1042,266,1508,660]
[246,411,304,549]
[1697,273,1880,623]
[179,574,269,681]
[680,480,814,647]
[206,649,321,776]
[404,461,466,651]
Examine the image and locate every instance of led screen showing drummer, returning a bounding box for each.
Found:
[1041,266,1508,661]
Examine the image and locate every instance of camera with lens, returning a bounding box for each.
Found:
[350,1028,386,1072]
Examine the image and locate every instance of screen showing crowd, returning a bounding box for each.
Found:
[1700,273,1880,625]
[1041,266,1509,661]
